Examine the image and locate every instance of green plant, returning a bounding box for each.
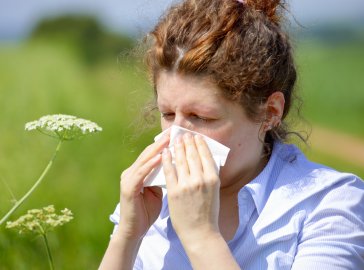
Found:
[0,114,102,269]
[0,114,102,225]
[6,205,73,270]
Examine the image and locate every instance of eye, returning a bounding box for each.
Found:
[161,112,175,120]
[191,114,210,122]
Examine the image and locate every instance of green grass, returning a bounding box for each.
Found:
[295,40,364,138]
[0,41,158,269]
[304,147,364,178]
[0,39,363,268]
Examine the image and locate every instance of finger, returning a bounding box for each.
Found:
[162,147,177,189]
[183,133,203,178]
[134,133,170,167]
[194,135,218,174]
[122,153,162,192]
[174,135,189,181]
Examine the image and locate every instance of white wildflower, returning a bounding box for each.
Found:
[25,114,102,140]
[43,205,55,213]
[6,205,73,235]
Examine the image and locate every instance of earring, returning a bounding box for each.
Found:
[274,119,281,128]
[264,123,273,132]
[271,115,281,129]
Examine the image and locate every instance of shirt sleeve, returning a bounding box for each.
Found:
[291,175,364,270]
[109,203,120,236]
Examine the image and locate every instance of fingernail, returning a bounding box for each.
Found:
[184,132,192,141]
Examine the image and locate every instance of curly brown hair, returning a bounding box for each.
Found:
[145,0,301,148]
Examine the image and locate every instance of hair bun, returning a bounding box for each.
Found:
[245,0,283,24]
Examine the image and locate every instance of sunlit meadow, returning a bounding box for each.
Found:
[0,36,363,268]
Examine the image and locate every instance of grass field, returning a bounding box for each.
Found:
[295,39,364,177]
[0,39,363,268]
[296,39,364,137]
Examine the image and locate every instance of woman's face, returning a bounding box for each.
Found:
[156,71,266,191]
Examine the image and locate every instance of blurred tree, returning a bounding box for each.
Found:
[30,15,135,65]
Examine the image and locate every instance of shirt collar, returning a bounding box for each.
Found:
[240,142,299,215]
[160,142,300,218]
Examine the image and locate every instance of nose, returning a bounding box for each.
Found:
[173,114,191,129]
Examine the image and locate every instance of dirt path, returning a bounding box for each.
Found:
[309,126,364,168]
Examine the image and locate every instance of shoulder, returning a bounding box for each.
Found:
[273,143,363,200]
[269,144,364,269]
[262,143,364,220]
[244,143,364,268]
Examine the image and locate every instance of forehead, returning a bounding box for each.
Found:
[156,71,224,108]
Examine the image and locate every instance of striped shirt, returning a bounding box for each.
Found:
[110,142,364,269]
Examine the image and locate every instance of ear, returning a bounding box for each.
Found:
[264,91,285,130]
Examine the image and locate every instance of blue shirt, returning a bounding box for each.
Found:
[110,143,364,269]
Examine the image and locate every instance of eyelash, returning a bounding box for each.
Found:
[161,113,210,122]
[160,113,174,120]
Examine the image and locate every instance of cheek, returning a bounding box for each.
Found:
[195,127,231,146]
[161,119,172,131]
[225,125,262,153]
[233,136,263,166]
[207,124,237,147]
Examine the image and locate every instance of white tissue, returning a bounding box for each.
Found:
[143,125,230,188]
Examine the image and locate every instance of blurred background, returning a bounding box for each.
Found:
[0,0,363,268]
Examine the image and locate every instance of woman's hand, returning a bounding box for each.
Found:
[162,133,221,246]
[117,133,170,241]
[99,134,170,269]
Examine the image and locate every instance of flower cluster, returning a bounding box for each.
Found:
[6,205,73,235]
[25,114,102,140]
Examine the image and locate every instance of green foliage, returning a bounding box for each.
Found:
[0,42,157,269]
[296,40,364,138]
[0,38,363,268]
[30,15,135,65]
[304,148,364,178]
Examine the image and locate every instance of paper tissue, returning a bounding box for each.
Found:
[143,125,230,188]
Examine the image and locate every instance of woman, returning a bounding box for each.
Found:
[100,0,364,269]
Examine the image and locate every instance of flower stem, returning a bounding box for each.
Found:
[42,233,55,270]
[0,140,63,225]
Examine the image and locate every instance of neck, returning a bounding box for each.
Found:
[219,154,268,201]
